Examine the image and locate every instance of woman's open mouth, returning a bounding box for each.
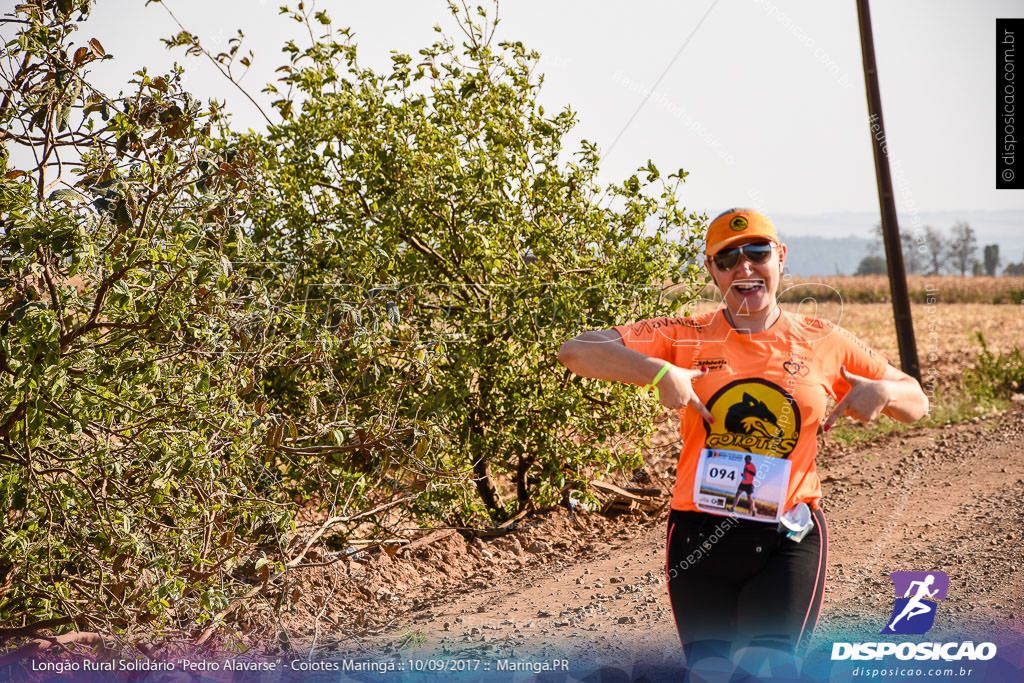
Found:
[733,280,765,295]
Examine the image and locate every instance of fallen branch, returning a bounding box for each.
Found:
[0,617,78,641]
[398,529,458,556]
[0,632,106,668]
[470,505,532,538]
[591,479,665,513]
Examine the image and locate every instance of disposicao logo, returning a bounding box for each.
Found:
[830,571,997,662]
[882,570,948,635]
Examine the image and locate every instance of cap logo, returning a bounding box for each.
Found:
[729,216,748,231]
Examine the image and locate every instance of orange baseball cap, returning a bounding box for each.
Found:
[704,208,779,255]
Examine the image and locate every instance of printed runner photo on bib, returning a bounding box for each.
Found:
[693,448,791,522]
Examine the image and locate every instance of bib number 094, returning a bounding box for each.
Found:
[708,466,737,482]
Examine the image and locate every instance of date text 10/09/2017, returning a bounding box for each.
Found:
[294,658,573,674]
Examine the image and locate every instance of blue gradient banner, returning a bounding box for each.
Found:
[2,631,1022,683]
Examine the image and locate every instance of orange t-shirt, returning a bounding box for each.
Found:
[612,309,888,514]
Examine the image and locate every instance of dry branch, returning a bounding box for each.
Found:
[0,632,106,667]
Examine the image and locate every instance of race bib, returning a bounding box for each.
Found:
[693,448,791,522]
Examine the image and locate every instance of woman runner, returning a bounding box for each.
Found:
[557,208,928,663]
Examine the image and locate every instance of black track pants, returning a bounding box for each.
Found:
[664,507,828,663]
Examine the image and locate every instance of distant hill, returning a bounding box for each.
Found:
[778,234,872,277]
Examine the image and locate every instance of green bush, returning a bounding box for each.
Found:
[0,0,345,640]
[0,0,704,644]
[239,2,705,521]
[963,333,1024,401]
[0,2,289,636]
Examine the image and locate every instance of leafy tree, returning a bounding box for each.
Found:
[855,255,887,276]
[901,230,925,275]
[1004,260,1024,276]
[869,224,922,274]
[866,224,883,257]
[947,221,977,276]
[0,0,296,640]
[922,225,946,275]
[237,2,705,520]
[0,0,705,651]
[0,0,420,647]
[983,244,1000,277]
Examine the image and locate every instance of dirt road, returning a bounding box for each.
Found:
[319,404,1024,672]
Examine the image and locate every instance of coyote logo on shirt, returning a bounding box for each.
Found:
[705,379,800,457]
[725,393,785,440]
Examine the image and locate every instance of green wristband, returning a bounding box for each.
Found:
[643,362,671,400]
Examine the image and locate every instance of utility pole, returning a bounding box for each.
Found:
[855,0,921,382]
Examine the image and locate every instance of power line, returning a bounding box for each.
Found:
[603,0,721,161]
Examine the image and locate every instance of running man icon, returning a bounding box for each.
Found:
[887,575,937,631]
[882,571,949,635]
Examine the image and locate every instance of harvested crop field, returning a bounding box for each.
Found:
[782,276,1024,304]
[712,276,1024,304]
[783,301,1023,358]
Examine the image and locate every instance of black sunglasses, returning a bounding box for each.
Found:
[712,242,774,270]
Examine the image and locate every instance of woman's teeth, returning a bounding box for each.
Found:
[736,282,763,292]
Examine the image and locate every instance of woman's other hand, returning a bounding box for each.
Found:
[823,364,929,431]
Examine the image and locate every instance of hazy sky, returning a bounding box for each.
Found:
[38,1,1024,226]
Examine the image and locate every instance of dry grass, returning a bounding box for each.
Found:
[786,302,1024,360]
[691,277,1024,304]
[777,276,1024,304]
